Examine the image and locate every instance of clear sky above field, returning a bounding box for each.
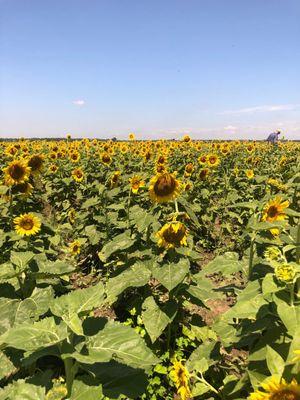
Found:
[1,0,300,139]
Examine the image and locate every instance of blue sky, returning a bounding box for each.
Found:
[1,0,299,139]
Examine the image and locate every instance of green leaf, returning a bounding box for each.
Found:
[74,320,159,371]
[276,300,300,335]
[187,341,216,373]
[0,380,45,400]
[10,251,35,272]
[142,297,171,343]
[98,231,134,262]
[0,351,17,380]
[199,252,247,277]
[152,258,190,291]
[0,317,68,351]
[187,276,223,306]
[70,378,104,399]
[50,282,105,335]
[266,345,285,377]
[106,262,151,304]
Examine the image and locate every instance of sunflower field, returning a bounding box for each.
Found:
[0,135,299,400]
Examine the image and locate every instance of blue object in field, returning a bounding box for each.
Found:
[266,132,280,143]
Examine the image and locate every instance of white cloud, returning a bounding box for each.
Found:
[224,125,238,131]
[72,99,85,106]
[220,104,300,115]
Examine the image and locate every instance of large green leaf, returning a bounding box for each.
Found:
[98,231,134,262]
[152,258,190,291]
[106,262,151,304]
[142,296,171,343]
[0,298,20,335]
[0,317,68,351]
[266,345,285,377]
[0,351,17,380]
[70,378,104,400]
[187,276,223,307]
[199,252,247,277]
[50,282,105,335]
[10,251,35,272]
[0,380,45,400]
[74,320,159,371]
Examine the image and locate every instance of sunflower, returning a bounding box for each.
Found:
[27,154,44,174]
[149,172,181,203]
[169,359,191,400]
[207,153,220,167]
[245,169,254,179]
[11,182,33,197]
[129,175,145,194]
[199,168,209,180]
[261,196,289,235]
[100,152,112,165]
[198,155,207,165]
[129,132,135,140]
[68,208,76,224]
[14,213,41,236]
[3,159,31,186]
[184,163,194,176]
[69,240,81,255]
[49,164,58,174]
[72,168,84,182]
[275,263,296,284]
[182,134,191,143]
[156,221,188,249]
[69,151,80,163]
[110,171,121,188]
[249,377,300,400]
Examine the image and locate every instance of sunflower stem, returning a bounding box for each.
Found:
[174,199,179,214]
[248,236,255,280]
[296,222,300,265]
[290,283,295,307]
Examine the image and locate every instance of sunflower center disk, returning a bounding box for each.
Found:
[267,205,279,218]
[163,226,186,246]
[10,164,26,180]
[20,218,34,230]
[271,390,300,400]
[154,175,176,197]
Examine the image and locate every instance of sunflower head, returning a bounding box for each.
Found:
[249,377,300,400]
[3,160,31,186]
[185,163,194,175]
[69,240,81,255]
[27,154,44,174]
[198,155,207,165]
[207,153,220,167]
[129,132,135,140]
[156,221,188,249]
[110,171,121,188]
[68,208,76,224]
[14,213,41,236]
[264,246,283,263]
[182,135,191,143]
[11,182,33,197]
[261,197,289,235]
[69,151,80,163]
[72,168,84,182]
[49,164,58,173]
[275,263,297,284]
[199,168,209,180]
[245,169,254,179]
[129,175,145,194]
[169,359,191,400]
[149,172,181,203]
[100,152,112,165]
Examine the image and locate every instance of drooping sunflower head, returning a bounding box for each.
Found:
[27,154,44,174]
[68,208,76,224]
[11,181,33,197]
[199,168,209,180]
[14,213,41,236]
[249,377,300,400]
[149,172,181,203]
[129,175,145,194]
[69,240,81,255]
[207,153,220,167]
[3,159,31,186]
[169,359,191,400]
[156,221,188,249]
[110,171,121,188]
[72,168,84,182]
